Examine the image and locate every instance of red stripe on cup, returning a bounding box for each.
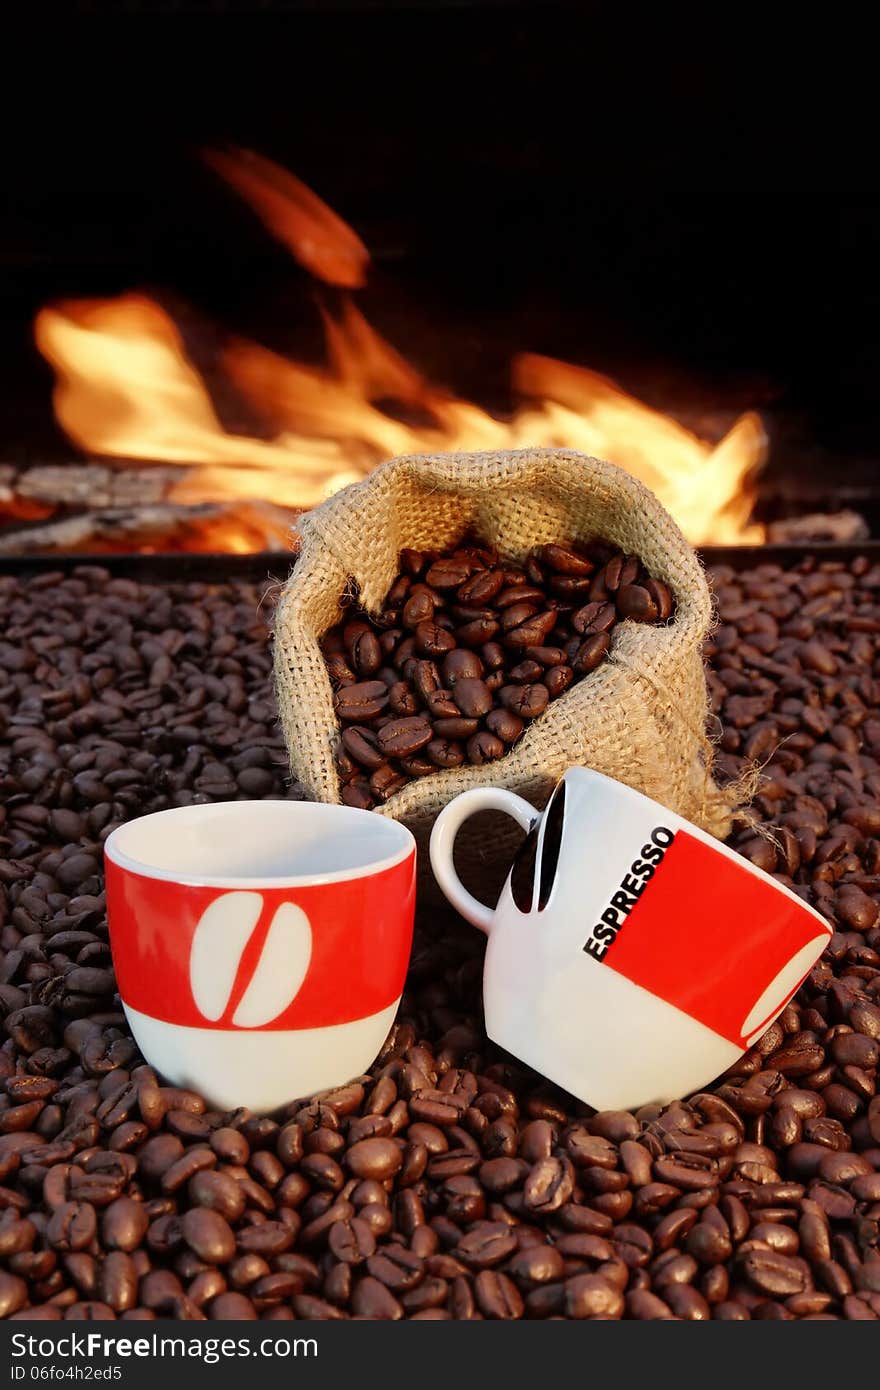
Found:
[105,851,415,1030]
[602,831,830,1047]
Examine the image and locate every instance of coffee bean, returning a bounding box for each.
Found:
[499,683,549,719]
[333,681,390,721]
[341,726,385,770]
[497,586,543,613]
[457,617,500,647]
[645,579,674,621]
[350,631,382,677]
[456,1222,517,1268]
[504,611,559,648]
[161,1147,216,1195]
[414,622,456,657]
[341,782,372,809]
[376,717,433,758]
[523,1155,575,1213]
[485,708,524,744]
[572,632,611,674]
[481,641,505,669]
[369,765,407,802]
[564,1272,624,1319]
[617,584,660,622]
[441,649,483,685]
[424,688,459,719]
[402,589,436,630]
[466,731,505,765]
[365,1245,424,1293]
[431,715,477,738]
[0,1271,28,1317]
[506,1243,565,1284]
[250,1273,301,1309]
[346,1137,403,1181]
[508,659,544,684]
[600,555,624,591]
[351,1276,403,1319]
[208,1292,258,1319]
[411,659,440,702]
[6,1076,58,1103]
[549,575,592,598]
[686,1215,733,1265]
[181,1208,236,1265]
[572,601,616,635]
[452,677,493,718]
[455,569,504,606]
[102,1197,148,1252]
[654,1153,719,1191]
[665,1283,711,1319]
[475,1269,524,1318]
[524,644,566,666]
[425,558,474,590]
[627,1288,675,1319]
[358,1203,393,1240]
[188,1169,246,1222]
[300,1153,344,1192]
[235,1221,293,1256]
[328,1217,376,1265]
[97,1251,138,1311]
[742,1248,808,1297]
[426,739,465,769]
[544,665,574,698]
[47,1201,96,1252]
[612,1223,653,1267]
[541,545,595,577]
[146,1212,183,1257]
[387,682,418,717]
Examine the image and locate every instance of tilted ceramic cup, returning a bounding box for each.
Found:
[430,767,831,1110]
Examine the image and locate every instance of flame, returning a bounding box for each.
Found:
[33,295,362,509]
[32,154,767,551]
[202,147,369,289]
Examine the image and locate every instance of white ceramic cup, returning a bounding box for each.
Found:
[430,767,832,1110]
[105,801,416,1112]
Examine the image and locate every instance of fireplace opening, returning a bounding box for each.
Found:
[3,10,878,556]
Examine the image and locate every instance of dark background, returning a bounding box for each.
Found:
[2,3,877,518]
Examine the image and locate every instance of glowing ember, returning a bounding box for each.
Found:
[33,151,767,551]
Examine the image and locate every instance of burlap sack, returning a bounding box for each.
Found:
[273,448,736,900]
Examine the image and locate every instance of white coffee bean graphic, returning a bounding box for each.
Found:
[189,891,313,1028]
[190,891,263,1022]
[232,902,312,1027]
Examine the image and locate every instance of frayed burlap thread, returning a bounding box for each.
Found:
[273,448,739,897]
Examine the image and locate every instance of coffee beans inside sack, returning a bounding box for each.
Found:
[324,540,675,810]
[273,448,738,890]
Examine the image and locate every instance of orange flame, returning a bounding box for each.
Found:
[202,147,370,289]
[32,154,767,550]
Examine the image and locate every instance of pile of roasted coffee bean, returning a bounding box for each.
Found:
[322,541,674,808]
[1,555,880,1321]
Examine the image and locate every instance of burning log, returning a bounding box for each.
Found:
[0,459,298,554]
[13,462,185,508]
[767,509,870,545]
[0,499,294,555]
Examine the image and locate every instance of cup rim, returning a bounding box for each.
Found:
[104,800,415,889]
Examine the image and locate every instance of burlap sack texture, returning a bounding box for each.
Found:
[273,448,737,900]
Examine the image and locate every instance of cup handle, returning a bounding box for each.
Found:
[429,787,538,933]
